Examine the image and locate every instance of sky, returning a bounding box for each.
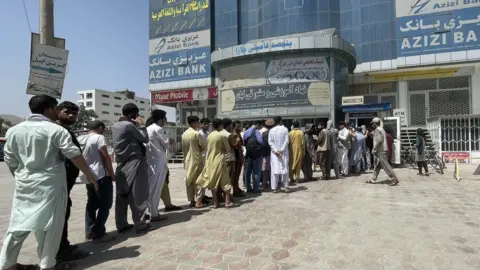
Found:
[0,0,176,118]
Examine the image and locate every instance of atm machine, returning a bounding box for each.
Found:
[382,116,401,165]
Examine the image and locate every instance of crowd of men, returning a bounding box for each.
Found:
[181,115,400,209]
[0,94,398,269]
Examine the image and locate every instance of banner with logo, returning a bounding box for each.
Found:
[149,46,211,84]
[149,30,210,55]
[149,0,212,87]
[220,82,330,112]
[266,57,329,84]
[151,87,217,104]
[149,0,210,39]
[396,1,480,57]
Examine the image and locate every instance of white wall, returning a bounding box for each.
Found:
[154,104,176,123]
[472,65,480,114]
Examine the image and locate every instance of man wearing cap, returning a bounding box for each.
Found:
[366,118,399,186]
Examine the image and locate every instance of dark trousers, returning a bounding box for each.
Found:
[57,172,77,256]
[417,161,429,174]
[244,157,262,192]
[85,177,113,239]
[319,151,330,179]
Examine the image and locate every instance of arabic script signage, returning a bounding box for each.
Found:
[266,57,329,84]
[233,38,299,57]
[151,87,217,104]
[396,0,480,17]
[220,82,330,112]
[28,44,69,99]
[149,46,211,84]
[149,0,210,39]
[396,6,480,57]
[149,30,210,55]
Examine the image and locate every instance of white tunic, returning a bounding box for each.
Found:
[268,125,290,175]
[198,129,209,165]
[146,123,169,216]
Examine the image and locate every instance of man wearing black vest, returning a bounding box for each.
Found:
[56,101,90,262]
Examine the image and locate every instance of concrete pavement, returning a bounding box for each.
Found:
[1,163,480,269]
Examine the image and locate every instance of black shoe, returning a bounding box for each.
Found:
[117,224,134,234]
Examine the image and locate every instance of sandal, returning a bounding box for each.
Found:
[366,179,376,184]
[389,181,399,186]
[195,202,205,208]
[225,203,239,209]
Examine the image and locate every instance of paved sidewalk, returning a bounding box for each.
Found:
[1,163,480,269]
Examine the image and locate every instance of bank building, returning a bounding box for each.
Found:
[149,0,480,161]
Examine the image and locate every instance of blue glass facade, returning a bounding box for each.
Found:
[214,0,397,63]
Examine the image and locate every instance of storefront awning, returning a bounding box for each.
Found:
[342,103,391,113]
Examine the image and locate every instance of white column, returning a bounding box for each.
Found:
[329,55,336,123]
[397,80,409,126]
[471,66,480,114]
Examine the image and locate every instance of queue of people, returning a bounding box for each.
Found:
[0,95,400,269]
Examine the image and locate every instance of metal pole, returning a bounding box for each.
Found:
[39,0,55,46]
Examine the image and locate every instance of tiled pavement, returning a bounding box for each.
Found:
[1,163,480,269]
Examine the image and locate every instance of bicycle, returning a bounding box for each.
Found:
[425,144,445,174]
[400,146,417,169]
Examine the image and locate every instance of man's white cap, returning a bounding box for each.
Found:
[371,117,381,124]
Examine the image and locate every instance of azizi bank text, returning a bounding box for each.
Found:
[401,29,478,50]
[149,64,207,81]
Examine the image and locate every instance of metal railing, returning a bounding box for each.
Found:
[427,114,480,162]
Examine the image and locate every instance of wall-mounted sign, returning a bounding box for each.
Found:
[266,57,329,84]
[149,46,211,84]
[149,0,210,39]
[233,38,299,57]
[342,96,364,106]
[220,82,330,112]
[151,87,217,104]
[395,1,480,57]
[393,108,407,126]
[149,30,210,55]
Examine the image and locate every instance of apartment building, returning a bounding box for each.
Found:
[77,89,150,126]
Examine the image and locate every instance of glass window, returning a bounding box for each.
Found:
[86,101,93,107]
[86,93,93,99]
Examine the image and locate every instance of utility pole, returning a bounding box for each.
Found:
[39,0,55,46]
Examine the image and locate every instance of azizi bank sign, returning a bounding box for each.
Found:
[395,0,480,57]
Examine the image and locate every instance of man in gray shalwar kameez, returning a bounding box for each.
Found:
[112,103,153,234]
[326,120,341,179]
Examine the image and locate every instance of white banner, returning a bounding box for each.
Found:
[149,30,210,55]
[395,0,480,18]
[266,57,329,84]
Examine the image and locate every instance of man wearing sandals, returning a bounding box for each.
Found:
[0,95,98,270]
[195,118,236,208]
[366,118,399,186]
[112,104,153,234]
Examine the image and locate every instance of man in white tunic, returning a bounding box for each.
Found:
[198,118,210,166]
[268,116,290,193]
[0,95,98,270]
[337,121,351,176]
[145,109,169,222]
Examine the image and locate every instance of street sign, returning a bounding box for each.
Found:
[27,43,69,99]
[30,33,65,63]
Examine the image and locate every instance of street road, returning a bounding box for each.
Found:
[1,163,480,269]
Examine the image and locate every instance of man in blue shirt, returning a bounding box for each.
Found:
[243,120,264,193]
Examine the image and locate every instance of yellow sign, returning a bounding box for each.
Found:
[151,0,209,22]
[367,68,459,82]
